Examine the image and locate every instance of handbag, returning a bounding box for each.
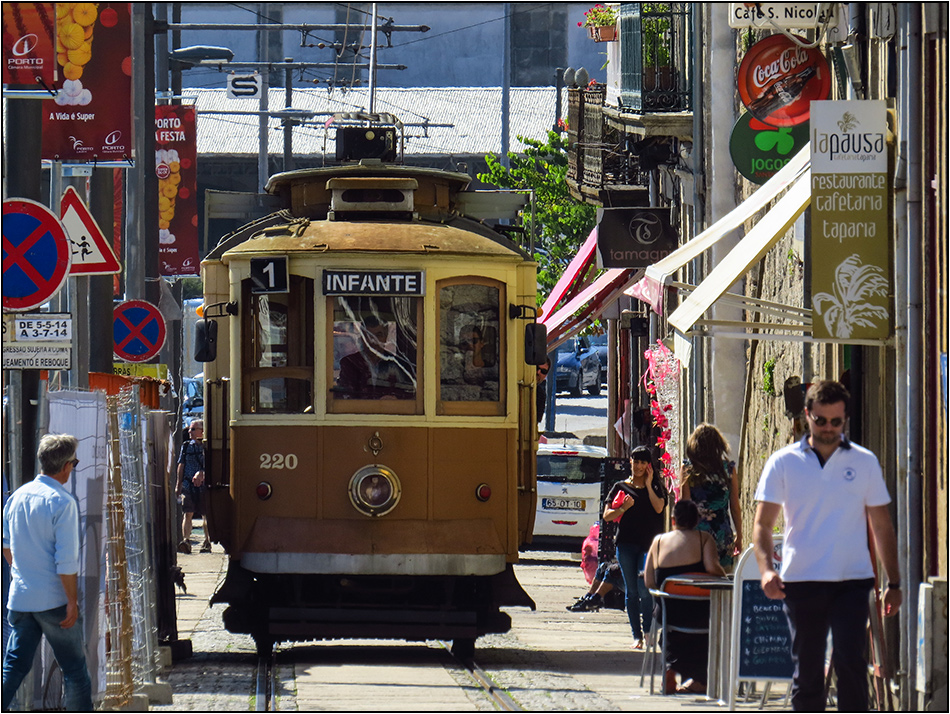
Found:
[611,490,628,520]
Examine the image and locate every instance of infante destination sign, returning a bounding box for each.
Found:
[810,100,890,341]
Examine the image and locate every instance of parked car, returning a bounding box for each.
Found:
[587,333,609,385]
[532,443,610,549]
[182,375,203,424]
[555,337,602,397]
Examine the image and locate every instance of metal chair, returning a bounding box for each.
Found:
[640,576,712,695]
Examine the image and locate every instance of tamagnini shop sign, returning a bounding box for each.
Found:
[810,100,890,341]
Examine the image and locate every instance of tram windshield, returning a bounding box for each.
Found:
[330,296,419,405]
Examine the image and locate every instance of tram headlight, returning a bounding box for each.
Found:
[348,465,401,517]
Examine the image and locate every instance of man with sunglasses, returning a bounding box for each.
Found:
[752,380,901,712]
[2,434,93,710]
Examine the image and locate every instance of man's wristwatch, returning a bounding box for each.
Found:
[887,582,901,589]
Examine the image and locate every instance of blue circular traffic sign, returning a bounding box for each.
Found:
[2,198,72,311]
[113,300,166,362]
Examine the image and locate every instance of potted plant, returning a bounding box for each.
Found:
[641,4,674,95]
[579,4,618,42]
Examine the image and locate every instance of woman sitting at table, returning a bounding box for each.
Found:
[645,499,725,695]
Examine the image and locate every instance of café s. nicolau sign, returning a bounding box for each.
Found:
[597,208,678,269]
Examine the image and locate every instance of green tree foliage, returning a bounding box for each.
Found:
[478,130,596,299]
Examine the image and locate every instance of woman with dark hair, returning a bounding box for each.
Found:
[680,424,742,568]
[645,499,725,694]
[603,445,667,649]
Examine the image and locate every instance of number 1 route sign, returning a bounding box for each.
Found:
[113,300,166,363]
[2,198,72,311]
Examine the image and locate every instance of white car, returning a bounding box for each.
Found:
[532,443,610,548]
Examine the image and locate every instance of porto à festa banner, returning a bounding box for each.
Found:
[41,2,131,161]
[2,3,57,86]
[810,100,890,341]
[156,104,199,276]
[596,208,678,268]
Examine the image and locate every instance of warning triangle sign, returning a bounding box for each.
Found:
[60,186,121,275]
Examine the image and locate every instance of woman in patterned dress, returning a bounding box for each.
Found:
[679,424,742,569]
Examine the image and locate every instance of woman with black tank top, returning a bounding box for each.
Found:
[602,446,666,649]
[645,499,725,695]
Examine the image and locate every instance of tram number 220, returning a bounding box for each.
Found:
[259,453,298,470]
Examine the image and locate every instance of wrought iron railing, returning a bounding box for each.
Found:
[567,85,648,192]
[619,3,692,112]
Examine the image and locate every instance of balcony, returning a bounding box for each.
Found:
[567,3,693,205]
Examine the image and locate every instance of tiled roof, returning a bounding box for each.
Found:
[187,87,562,157]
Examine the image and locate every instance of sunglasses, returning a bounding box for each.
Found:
[69,458,80,467]
[808,413,845,427]
[537,368,549,375]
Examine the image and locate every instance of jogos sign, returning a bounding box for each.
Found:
[809,100,890,341]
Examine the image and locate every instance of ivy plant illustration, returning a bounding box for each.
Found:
[813,254,888,338]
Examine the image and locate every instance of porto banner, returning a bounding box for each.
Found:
[41,2,132,161]
[156,104,199,276]
[597,208,678,269]
[810,100,890,340]
[2,3,57,87]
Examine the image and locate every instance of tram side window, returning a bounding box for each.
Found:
[242,276,314,414]
[439,281,502,408]
[330,296,419,405]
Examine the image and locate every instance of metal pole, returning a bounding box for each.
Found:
[283,58,294,171]
[501,3,511,168]
[258,4,270,192]
[369,3,378,115]
[897,7,923,709]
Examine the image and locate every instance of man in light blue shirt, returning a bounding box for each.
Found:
[2,434,93,711]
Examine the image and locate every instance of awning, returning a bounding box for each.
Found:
[543,267,642,350]
[626,145,811,315]
[668,173,812,362]
[539,226,599,321]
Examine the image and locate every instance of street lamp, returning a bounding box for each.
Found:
[169,45,234,69]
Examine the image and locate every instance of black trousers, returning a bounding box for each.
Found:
[782,579,874,712]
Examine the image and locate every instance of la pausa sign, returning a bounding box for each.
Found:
[323,270,425,296]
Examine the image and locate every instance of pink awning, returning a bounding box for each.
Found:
[539,227,599,323]
[543,268,642,349]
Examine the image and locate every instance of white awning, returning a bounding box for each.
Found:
[626,145,811,314]
[668,174,812,362]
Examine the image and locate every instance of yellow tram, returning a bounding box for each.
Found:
[195,149,546,656]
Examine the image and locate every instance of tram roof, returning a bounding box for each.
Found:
[218,213,529,261]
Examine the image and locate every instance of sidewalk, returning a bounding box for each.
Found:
[166,541,794,711]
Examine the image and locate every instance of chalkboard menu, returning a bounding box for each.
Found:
[736,579,794,679]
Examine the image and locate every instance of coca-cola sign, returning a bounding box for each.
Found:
[738,34,830,127]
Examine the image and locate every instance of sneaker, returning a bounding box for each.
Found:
[177,540,192,554]
[569,594,603,612]
[566,595,590,611]
[199,543,212,553]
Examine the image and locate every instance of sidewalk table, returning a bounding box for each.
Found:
[663,573,734,704]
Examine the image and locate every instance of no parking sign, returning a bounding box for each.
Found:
[113,300,166,362]
[2,198,72,311]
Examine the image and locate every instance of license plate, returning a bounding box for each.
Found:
[542,497,585,511]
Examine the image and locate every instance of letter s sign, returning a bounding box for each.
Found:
[227,73,261,99]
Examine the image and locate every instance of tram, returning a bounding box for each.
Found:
[194,125,546,656]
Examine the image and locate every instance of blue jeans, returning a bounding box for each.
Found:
[615,543,653,640]
[2,606,93,711]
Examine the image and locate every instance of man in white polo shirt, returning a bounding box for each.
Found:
[752,380,901,712]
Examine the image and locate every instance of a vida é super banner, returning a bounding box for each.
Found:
[156,104,199,276]
[2,3,58,86]
[41,2,132,161]
[810,100,891,341]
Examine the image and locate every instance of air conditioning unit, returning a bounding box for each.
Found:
[336,127,397,162]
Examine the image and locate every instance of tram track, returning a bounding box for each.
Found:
[253,640,520,711]
[440,640,523,712]
[254,648,277,712]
